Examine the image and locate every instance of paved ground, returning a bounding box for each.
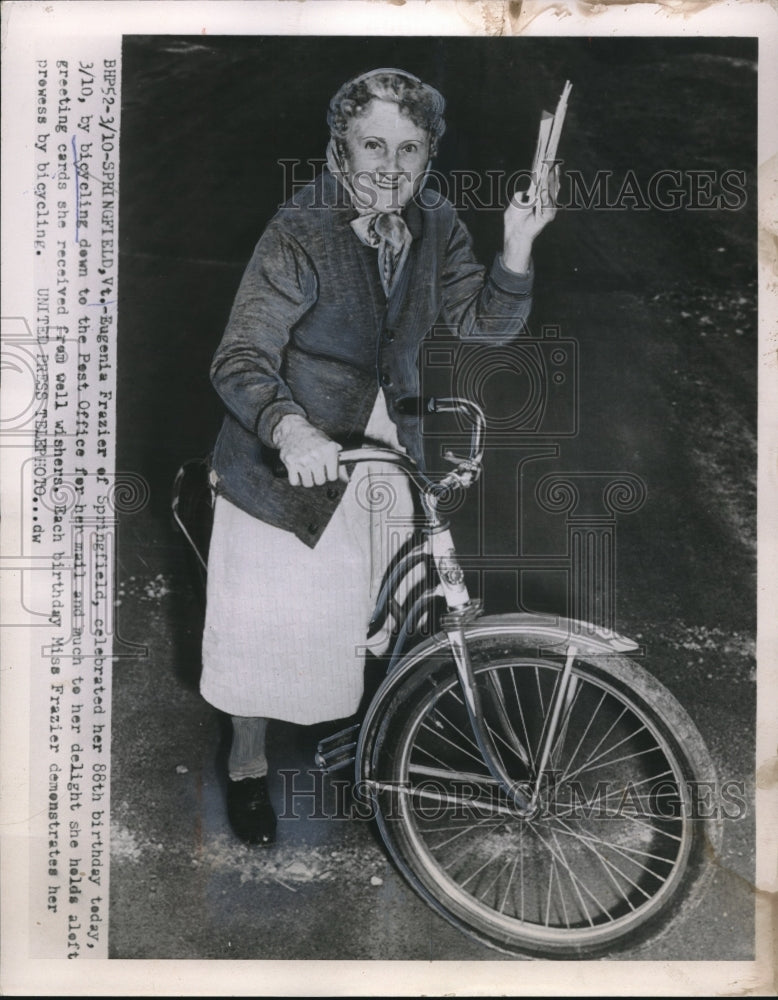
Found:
[110,36,757,964]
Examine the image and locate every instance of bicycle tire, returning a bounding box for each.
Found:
[368,631,722,958]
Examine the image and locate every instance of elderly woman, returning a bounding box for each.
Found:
[201,68,558,845]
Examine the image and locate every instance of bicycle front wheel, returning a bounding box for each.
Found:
[368,632,721,957]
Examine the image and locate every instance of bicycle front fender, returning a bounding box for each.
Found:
[355,612,638,788]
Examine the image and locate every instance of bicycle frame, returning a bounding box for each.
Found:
[315,399,639,817]
[171,397,719,957]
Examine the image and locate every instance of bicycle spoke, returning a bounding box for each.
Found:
[418,720,489,769]
[429,816,505,853]
[498,837,521,917]
[552,818,677,879]
[429,701,484,757]
[438,820,507,874]
[483,717,521,774]
[549,828,573,928]
[534,666,562,761]
[476,853,516,904]
[557,705,629,785]
[509,666,538,772]
[433,681,529,781]
[557,806,684,844]
[550,767,677,818]
[560,722,651,785]
[483,720,529,769]
[483,670,533,769]
[459,841,512,890]
[547,814,651,904]
[407,763,501,786]
[545,851,557,927]
[593,769,675,800]
[411,740,474,774]
[559,689,608,782]
[527,823,599,927]
[420,814,505,835]
[534,663,546,717]
[444,685,528,771]
[610,809,684,843]
[548,679,583,772]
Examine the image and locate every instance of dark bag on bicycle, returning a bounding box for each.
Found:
[171,455,215,590]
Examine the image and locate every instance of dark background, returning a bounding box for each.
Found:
[112,36,757,960]
[117,36,756,507]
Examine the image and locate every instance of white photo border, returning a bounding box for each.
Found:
[2,1,776,995]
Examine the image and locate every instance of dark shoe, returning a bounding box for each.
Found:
[227,776,277,846]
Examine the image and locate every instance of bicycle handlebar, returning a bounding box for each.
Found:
[271,396,486,498]
[392,395,440,417]
[395,396,486,468]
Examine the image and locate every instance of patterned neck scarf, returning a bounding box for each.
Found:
[326,139,426,297]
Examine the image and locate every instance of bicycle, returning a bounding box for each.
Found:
[173,395,721,959]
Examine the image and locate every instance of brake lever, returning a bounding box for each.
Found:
[437,456,482,491]
[443,451,481,473]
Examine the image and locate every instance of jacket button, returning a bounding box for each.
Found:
[326,487,339,500]
[380,371,393,387]
[384,329,396,342]
[308,522,319,534]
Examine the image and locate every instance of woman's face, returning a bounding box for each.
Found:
[342,98,430,212]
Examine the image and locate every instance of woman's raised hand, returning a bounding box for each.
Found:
[273,414,344,488]
[501,163,560,275]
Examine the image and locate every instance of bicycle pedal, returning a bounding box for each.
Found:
[315,724,360,772]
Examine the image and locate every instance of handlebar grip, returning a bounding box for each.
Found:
[394,395,438,417]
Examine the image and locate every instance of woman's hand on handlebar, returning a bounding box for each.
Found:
[273,414,346,487]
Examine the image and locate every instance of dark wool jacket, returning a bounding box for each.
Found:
[210,168,534,547]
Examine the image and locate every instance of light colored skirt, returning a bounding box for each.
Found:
[200,392,416,724]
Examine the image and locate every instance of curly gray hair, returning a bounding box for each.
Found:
[327,68,446,155]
